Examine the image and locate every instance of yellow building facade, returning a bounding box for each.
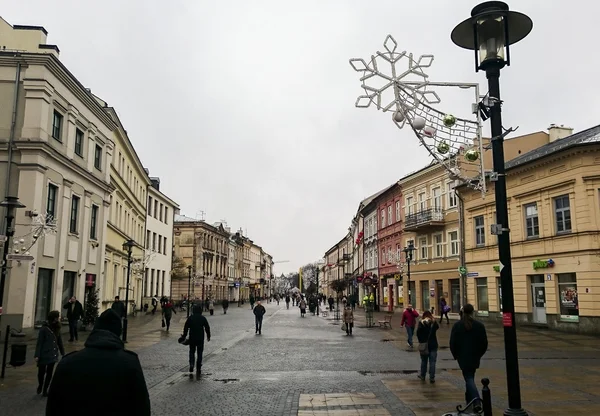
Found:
[460,125,600,334]
[102,106,150,311]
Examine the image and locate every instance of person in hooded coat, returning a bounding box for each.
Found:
[181,305,211,379]
[46,309,150,416]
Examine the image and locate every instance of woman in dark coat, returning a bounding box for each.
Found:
[416,310,439,383]
[162,300,177,331]
[35,310,64,396]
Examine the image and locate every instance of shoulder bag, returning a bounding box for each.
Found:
[418,321,434,356]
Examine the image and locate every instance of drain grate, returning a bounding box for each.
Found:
[214,378,239,384]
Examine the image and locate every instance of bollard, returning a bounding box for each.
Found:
[481,378,492,416]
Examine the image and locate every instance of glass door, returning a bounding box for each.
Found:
[450,279,461,313]
[35,268,54,324]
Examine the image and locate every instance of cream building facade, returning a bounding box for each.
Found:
[0,20,114,329]
[101,106,149,311]
[144,176,177,303]
[460,125,600,334]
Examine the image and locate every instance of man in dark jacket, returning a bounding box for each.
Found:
[449,304,488,411]
[182,305,211,379]
[46,309,150,416]
[253,301,266,335]
[63,296,83,342]
[111,296,126,319]
[222,298,229,314]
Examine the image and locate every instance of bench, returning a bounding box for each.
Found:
[378,314,393,329]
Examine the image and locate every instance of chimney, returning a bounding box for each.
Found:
[548,124,574,142]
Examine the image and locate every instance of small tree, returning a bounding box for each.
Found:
[329,280,348,297]
[171,256,188,280]
[306,282,317,295]
[82,289,100,329]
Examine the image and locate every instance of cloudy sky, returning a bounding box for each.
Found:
[3,0,598,274]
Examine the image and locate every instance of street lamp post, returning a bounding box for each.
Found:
[187,265,192,318]
[452,3,532,415]
[122,239,135,343]
[0,196,26,349]
[402,242,415,304]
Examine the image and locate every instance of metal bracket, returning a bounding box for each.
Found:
[491,224,509,235]
[489,172,502,182]
[491,126,519,142]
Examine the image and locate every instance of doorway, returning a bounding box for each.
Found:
[35,268,54,324]
[530,275,547,324]
[388,284,394,312]
[450,279,461,313]
[435,280,443,314]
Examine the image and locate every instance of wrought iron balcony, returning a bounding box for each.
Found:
[404,207,445,231]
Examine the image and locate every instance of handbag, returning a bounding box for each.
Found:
[161,318,166,328]
[418,321,434,356]
[341,322,346,331]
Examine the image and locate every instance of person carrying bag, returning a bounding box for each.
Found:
[416,311,439,383]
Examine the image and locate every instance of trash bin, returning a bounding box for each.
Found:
[9,332,27,367]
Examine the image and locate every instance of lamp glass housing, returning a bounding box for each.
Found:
[477,15,506,65]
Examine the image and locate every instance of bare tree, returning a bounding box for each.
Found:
[171,256,188,280]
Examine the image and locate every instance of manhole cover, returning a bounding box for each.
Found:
[214,378,239,384]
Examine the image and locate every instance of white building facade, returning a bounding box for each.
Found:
[144,178,177,301]
[0,20,114,329]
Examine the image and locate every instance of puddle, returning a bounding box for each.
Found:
[214,378,239,384]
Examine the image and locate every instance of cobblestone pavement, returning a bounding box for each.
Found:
[2,303,600,415]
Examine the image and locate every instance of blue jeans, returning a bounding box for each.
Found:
[405,326,415,347]
[462,369,481,404]
[255,316,263,333]
[420,350,437,380]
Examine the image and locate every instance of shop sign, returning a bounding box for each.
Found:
[533,259,555,270]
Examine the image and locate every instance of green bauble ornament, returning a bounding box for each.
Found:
[464,149,479,162]
[443,114,456,127]
[437,141,450,154]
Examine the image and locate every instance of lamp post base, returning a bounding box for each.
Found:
[503,408,529,416]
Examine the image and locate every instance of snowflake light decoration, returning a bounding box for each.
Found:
[349,35,487,195]
[131,249,157,277]
[12,212,58,255]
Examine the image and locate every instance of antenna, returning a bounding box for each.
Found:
[196,210,205,221]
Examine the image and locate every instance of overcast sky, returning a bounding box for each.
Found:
[3,1,598,274]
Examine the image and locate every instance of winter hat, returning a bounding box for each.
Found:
[94,309,122,336]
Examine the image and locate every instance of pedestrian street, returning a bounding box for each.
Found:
[2,303,600,415]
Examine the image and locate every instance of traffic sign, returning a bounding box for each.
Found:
[458,266,467,275]
[7,254,34,261]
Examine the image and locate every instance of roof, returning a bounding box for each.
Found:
[358,183,397,214]
[505,124,600,170]
[174,214,201,223]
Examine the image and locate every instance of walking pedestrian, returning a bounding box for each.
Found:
[249,294,255,310]
[181,305,211,379]
[450,304,488,413]
[253,300,266,334]
[400,304,419,349]
[151,295,159,315]
[63,296,83,342]
[222,298,229,314]
[209,299,215,316]
[111,296,126,320]
[162,299,177,331]
[34,310,64,396]
[440,297,450,324]
[285,294,290,309]
[350,294,357,311]
[343,304,354,335]
[46,309,150,415]
[328,295,334,311]
[298,297,307,317]
[416,311,439,383]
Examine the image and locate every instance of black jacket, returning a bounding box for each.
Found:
[449,319,488,371]
[416,319,440,351]
[222,299,229,308]
[253,304,266,318]
[35,324,64,366]
[111,301,126,318]
[162,303,177,319]
[183,312,211,346]
[63,300,83,320]
[46,329,150,416]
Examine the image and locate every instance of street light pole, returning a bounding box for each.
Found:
[187,265,192,318]
[402,242,415,305]
[122,239,134,343]
[452,3,532,415]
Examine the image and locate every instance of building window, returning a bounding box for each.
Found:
[524,203,539,238]
[381,210,386,228]
[69,195,80,234]
[554,195,571,234]
[387,206,392,225]
[449,231,459,256]
[476,278,489,311]
[152,232,157,251]
[447,183,457,208]
[432,187,442,209]
[434,233,443,258]
[94,145,102,170]
[381,249,385,265]
[158,234,162,253]
[164,207,168,224]
[90,205,99,240]
[52,111,63,141]
[558,273,578,322]
[418,192,426,211]
[46,184,58,221]
[406,196,414,215]
[421,281,430,312]
[395,201,401,222]
[159,203,164,222]
[148,196,153,216]
[75,129,84,156]
[474,215,485,246]
[419,237,428,260]
[374,249,378,267]
[387,247,392,263]
[163,236,167,255]
[154,201,158,219]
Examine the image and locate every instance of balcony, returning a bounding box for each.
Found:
[404,208,445,231]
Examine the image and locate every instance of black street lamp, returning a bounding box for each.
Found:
[122,239,135,343]
[187,265,192,318]
[402,241,415,305]
[452,3,532,416]
[0,196,26,358]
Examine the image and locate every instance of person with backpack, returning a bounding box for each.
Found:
[416,310,439,383]
[450,304,489,413]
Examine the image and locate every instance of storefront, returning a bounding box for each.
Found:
[408,270,461,315]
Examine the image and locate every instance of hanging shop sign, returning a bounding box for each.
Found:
[362,277,373,286]
[533,259,555,270]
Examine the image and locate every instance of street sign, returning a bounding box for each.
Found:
[458,266,467,275]
[7,254,34,261]
[466,272,479,278]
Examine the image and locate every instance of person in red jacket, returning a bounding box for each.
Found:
[400,304,419,348]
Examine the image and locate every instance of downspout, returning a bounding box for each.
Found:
[1,61,22,232]
[456,189,467,307]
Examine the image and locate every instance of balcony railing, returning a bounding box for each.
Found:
[404,207,445,231]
